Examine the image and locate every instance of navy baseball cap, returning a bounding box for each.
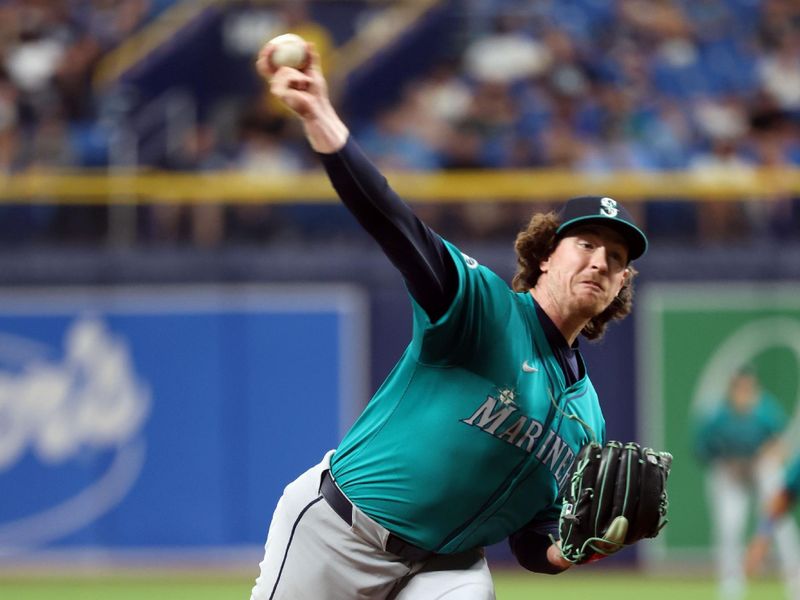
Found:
[556,196,648,261]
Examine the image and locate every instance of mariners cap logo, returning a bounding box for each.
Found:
[555,195,648,261]
[600,197,619,218]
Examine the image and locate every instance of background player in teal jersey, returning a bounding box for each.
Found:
[693,367,800,600]
[745,452,800,599]
[251,45,650,600]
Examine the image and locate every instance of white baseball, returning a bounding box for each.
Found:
[267,33,310,70]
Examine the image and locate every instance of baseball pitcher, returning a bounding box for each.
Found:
[250,42,671,600]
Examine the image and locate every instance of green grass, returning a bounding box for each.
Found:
[0,577,251,600]
[495,571,784,600]
[0,570,786,600]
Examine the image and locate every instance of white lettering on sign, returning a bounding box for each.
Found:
[0,316,150,471]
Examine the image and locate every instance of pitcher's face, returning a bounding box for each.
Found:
[539,225,630,319]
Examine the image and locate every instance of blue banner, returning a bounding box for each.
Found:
[0,285,367,555]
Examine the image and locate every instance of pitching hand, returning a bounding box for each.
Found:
[257,44,348,153]
[257,44,321,114]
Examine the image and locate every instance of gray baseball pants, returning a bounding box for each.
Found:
[250,450,495,599]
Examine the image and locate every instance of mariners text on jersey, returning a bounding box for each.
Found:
[460,393,576,490]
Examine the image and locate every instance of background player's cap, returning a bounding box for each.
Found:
[556,196,648,261]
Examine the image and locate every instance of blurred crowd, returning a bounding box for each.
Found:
[0,0,799,248]
[0,0,160,242]
[353,0,800,244]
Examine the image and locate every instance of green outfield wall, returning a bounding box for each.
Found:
[640,283,800,565]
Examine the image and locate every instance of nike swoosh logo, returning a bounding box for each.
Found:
[522,361,538,373]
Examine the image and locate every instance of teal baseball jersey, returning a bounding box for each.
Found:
[330,241,605,554]
[693,392,786,463]
[786,454,800,497]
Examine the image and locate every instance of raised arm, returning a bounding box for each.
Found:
[258,43,457,321]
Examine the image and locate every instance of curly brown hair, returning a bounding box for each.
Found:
[511,211,638,341]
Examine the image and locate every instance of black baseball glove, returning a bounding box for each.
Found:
[558,440,672,564]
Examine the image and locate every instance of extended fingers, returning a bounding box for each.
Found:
[268,70,317,118]
[257,39,331,121]
[270,68,313,95]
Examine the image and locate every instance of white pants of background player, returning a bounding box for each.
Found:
[707,457,800,600]
[250,450,495,600]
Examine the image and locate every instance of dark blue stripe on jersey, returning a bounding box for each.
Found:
[533,298,582,386]
[268,496,324,600]
[318,138,458,322]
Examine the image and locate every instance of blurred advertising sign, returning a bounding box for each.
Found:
[639,283,800,567]
[0,285,367,557]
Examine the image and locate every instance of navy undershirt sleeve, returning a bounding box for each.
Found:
[317,137,458,322]
[508,521,564,574]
